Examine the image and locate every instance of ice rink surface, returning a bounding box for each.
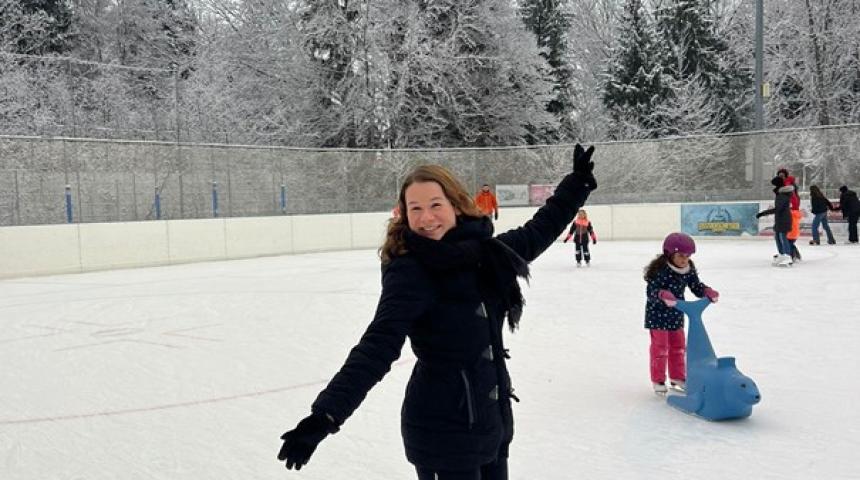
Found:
[2,239,858,480]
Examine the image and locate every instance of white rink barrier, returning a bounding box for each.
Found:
[3,202,761,279]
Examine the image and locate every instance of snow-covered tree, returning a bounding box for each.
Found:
[765,0,860,128]
[381,0,556,147]
[653,0,749,133]
[0,0,74,54]
[520,0,576,142]
[602,0,664,138]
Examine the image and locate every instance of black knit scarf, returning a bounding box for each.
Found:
[404,216,530,331]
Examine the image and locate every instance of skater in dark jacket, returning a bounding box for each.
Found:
[563,209,597,266]
[777,169,802,260]
[836,185,860,243]
[643,232,718,394]
[277,145,598,479]
[808,185,836,245]
[756,176,794,266]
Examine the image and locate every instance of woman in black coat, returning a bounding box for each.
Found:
[277,145,597,479]
[756,176,794,265]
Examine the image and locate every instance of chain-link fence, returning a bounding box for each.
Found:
[2,124,860,226]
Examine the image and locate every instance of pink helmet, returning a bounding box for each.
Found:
[663,232,696,256]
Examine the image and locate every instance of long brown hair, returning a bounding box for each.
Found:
[809,185,825,200]
[643,254,697,281]
[379,165,485,264]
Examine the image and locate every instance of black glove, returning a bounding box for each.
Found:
[494,211,499,221]
[572,144,597,191]
[278,413,339,470]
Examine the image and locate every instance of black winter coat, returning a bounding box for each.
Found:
[758,186,793,233]
[310,173,591,471]
[810,195,835,215]
[839,189,860,216]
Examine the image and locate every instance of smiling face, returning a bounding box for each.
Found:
[405,181,459,240]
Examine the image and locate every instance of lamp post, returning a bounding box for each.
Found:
[753,0,765,197]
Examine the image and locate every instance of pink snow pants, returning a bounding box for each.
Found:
[649,329,686,383]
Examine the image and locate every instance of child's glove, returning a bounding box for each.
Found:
[563,233,572,243]
[494,211,499,220]
[591,233,597,244]
[658,290,677,307]
[703,287,720,303]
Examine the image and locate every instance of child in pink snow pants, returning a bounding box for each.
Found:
[643,233,719,394]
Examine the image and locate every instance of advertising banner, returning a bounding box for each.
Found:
[496,184,530,207]
[681,203,760,236]
[528,184,556,206]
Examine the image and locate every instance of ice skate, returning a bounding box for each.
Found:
[669,379,686,392]
[653,382,668,395]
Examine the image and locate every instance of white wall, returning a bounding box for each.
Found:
[0,203,734,279]
[80,221,170,271]
[0,224,81,277]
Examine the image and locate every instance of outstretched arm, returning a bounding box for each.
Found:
[279,258,435,470]
[311,258,434,423]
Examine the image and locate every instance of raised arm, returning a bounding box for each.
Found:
[496,145,597,262]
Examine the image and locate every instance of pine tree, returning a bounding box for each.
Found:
[653,0,749,133]
[602,0,665,138]
[520,0,575,142]
[0,0,74,54]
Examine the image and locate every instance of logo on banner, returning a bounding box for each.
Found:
[697,207,741,234]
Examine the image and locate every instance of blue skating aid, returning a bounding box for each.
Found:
[667,298,761,421]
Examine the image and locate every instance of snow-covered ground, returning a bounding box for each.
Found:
[1,239,858,480]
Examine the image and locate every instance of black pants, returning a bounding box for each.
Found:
[848,214,859,242]
[574,239,591,264]
[415,458,508,480]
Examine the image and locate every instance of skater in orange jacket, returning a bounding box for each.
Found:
[475,184,499,221]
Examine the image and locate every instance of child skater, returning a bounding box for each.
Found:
[643,232,719,394]
[563,209,597,267]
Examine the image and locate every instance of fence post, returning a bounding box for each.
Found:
[212,181,219,217]
[115,179,121,222]
[227,169,233,217]
[64,185,73,223]
[14,169,20,225]
[280,184,287,214]
[132,172,139,221]
[155,187,162,220]
[179,173,184,219]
